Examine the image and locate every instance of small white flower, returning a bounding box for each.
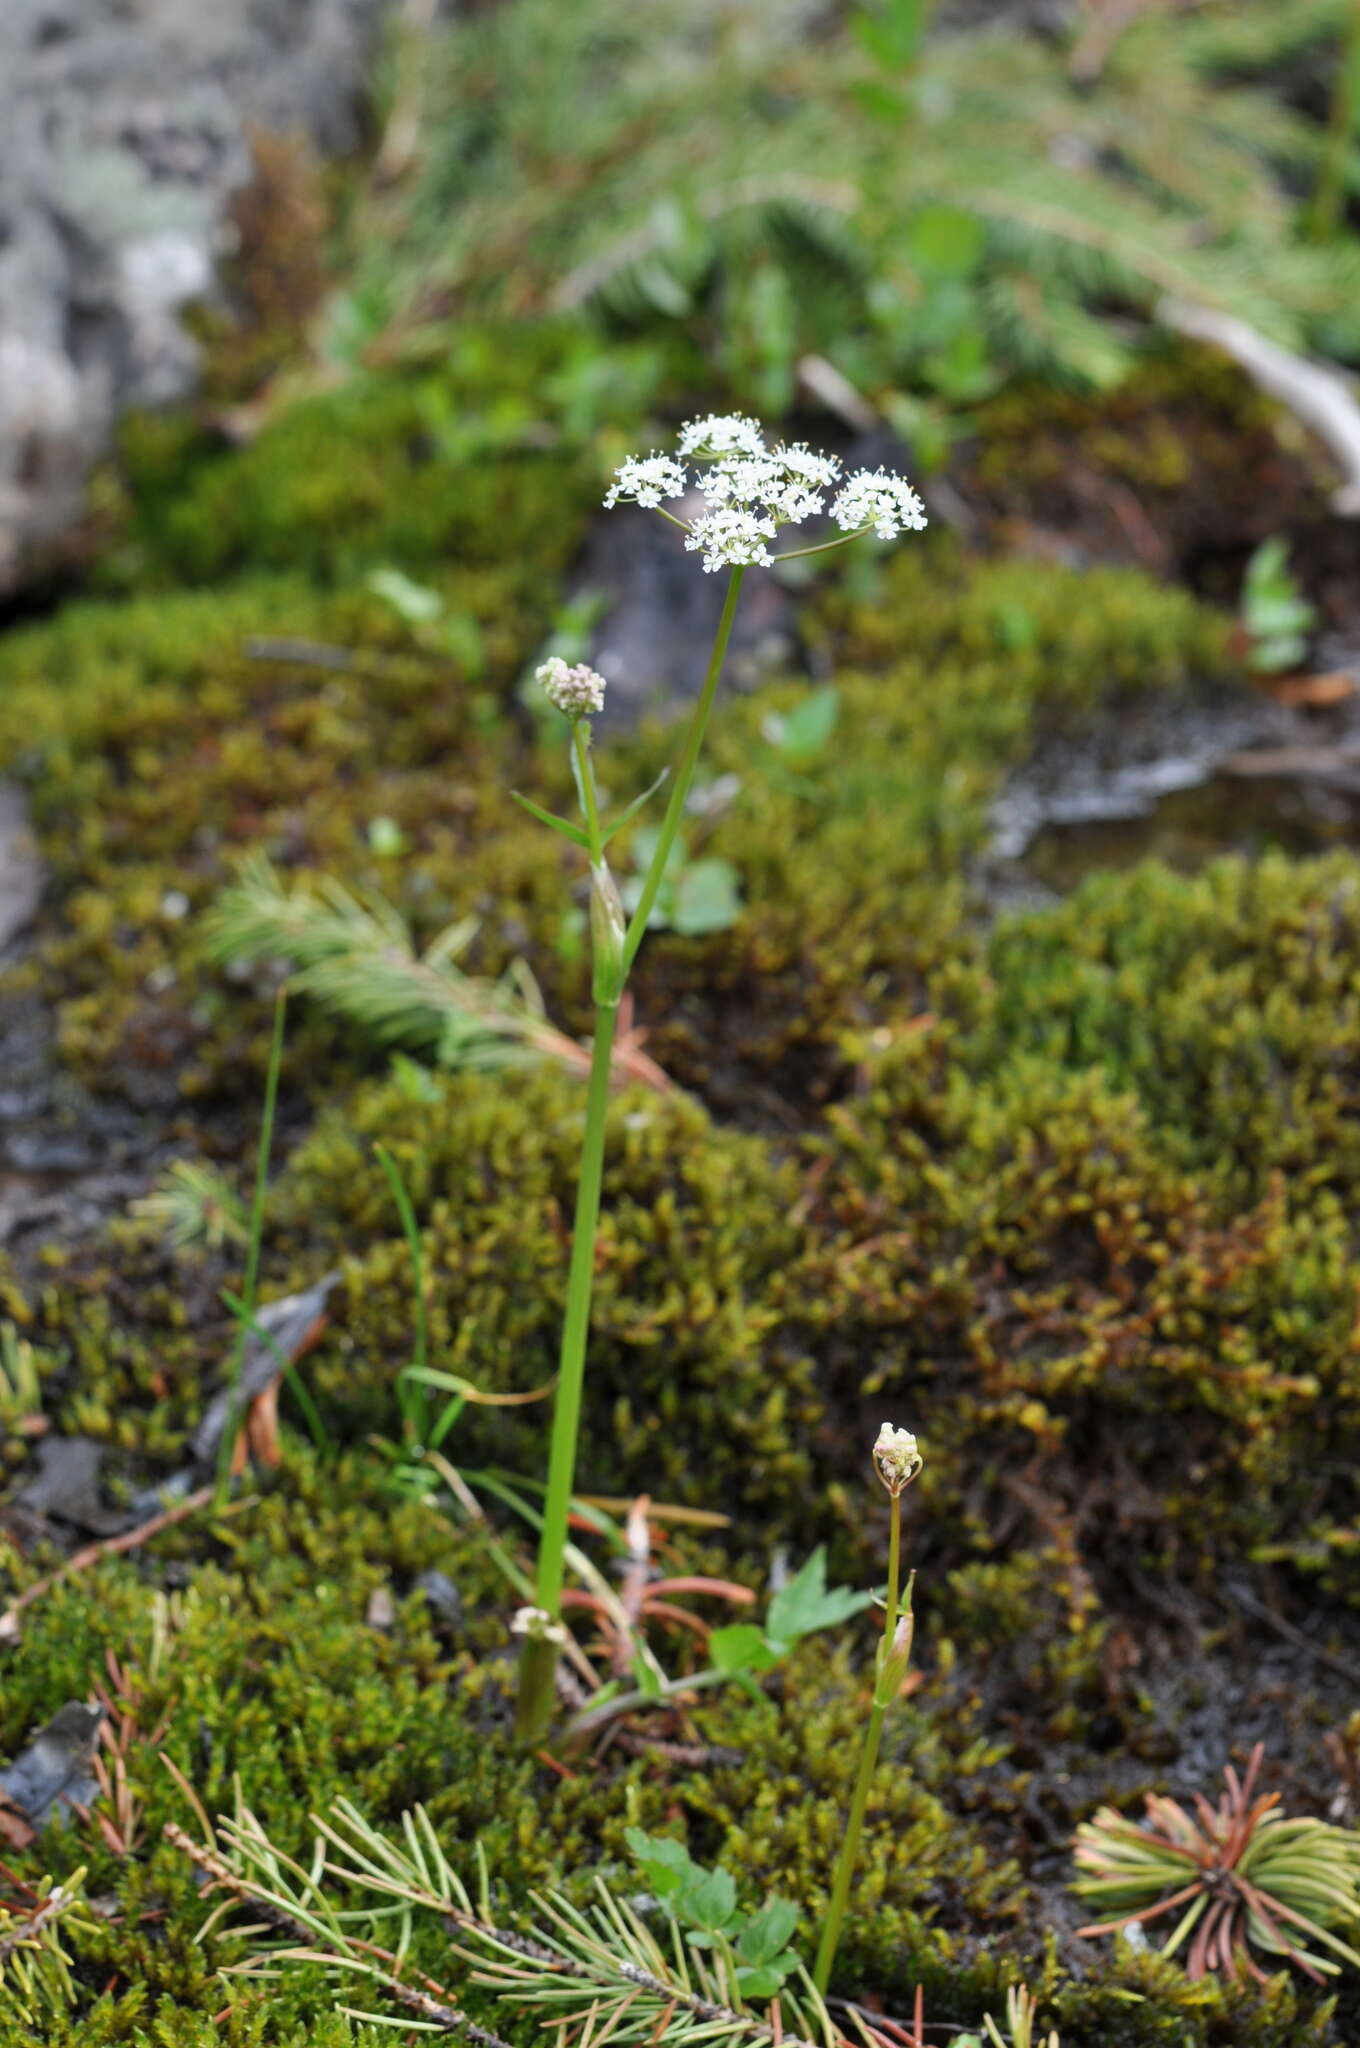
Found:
[774,443,842,490]
[678,412,766,461]
[604,452,688,510]
[703,455,827,529]
[536,656,607,719]
[684,507,776,573]
[873,1422,923,1497]
[699,455,784,510]
[831,468,928,541]
[510,1605,568,1645]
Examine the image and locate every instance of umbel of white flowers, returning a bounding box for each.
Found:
[603,412,927,572]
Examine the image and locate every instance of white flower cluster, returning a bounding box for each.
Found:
[831,468,928,541]
[510,1605,567,1645]
[603,414,926,571]
[873,1422,923,1497]
[536,656,607,719]
[603,452,687,510]
[684,506,776,573]
[678,412,766,459]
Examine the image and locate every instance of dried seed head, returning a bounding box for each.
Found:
[873,1422,922,1497]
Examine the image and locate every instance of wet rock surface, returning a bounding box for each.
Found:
[0,0,391,595]
[0,785,42,950]
[988,644,1360,896]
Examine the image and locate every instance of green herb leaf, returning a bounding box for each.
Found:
[509,790,592,847]
[766,1548,875,1649]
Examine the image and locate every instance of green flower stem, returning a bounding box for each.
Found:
[622,566,744,972]
[812,1491,904,1995]
[770,529,868,563]
[517,571,748,1744]
[515,995,619,1745]
[572,724,604,861]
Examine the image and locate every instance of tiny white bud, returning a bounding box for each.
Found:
[511,1605,567,1645]
[537,657,607,720]
[873,1423,922,1497]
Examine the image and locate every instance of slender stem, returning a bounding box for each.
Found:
[514,998,619,1745]
[214,988,287,1509]
[770,529,869,563]
[572,725,605,862]
[812,1491,905,1996]
[812,1694,890,1995]
[516,568,749,1743]
[563,1663,735,1743]
[654,507,695,533]
[622,567,744,971]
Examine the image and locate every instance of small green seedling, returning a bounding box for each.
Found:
[762,683,840,767]
[1241,536,1316,675]
[626,1831,802,2001]
[709,1545,876,1689]
[368,565,486,675]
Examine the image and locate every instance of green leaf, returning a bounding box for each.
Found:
[709,1623,784,1676]
[509,790,592,848]
[736,1958,799,1999]
[670,858,741,936]
[368,567,444,624]
[625,1828,695,1902]
[682,1865,737,1935]
[631,1647,665,1700]
[736,1898,799,1965]
[763,685,840,763]
[766,1548,876,1649]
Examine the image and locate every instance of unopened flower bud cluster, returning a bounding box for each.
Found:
[604,414,926,572]
[873,1422,923,1497]
[536,656,607,720]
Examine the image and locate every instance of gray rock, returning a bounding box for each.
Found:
[0,1703,105,1831]
[0,0,392,593]
[0,785,43,949]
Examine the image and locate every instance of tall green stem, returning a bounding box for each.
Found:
[622,567,744,971]
[813,1493,908,1995]
[515,997,619,1744]
[515,567,748,1745]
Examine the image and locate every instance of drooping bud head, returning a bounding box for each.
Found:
[873,1423,922,1497]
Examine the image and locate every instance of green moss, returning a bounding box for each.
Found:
[268,1064,818,1519]
[105,325,601,593]
[793,998,1360,1592]
[5,321,1357,2043]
